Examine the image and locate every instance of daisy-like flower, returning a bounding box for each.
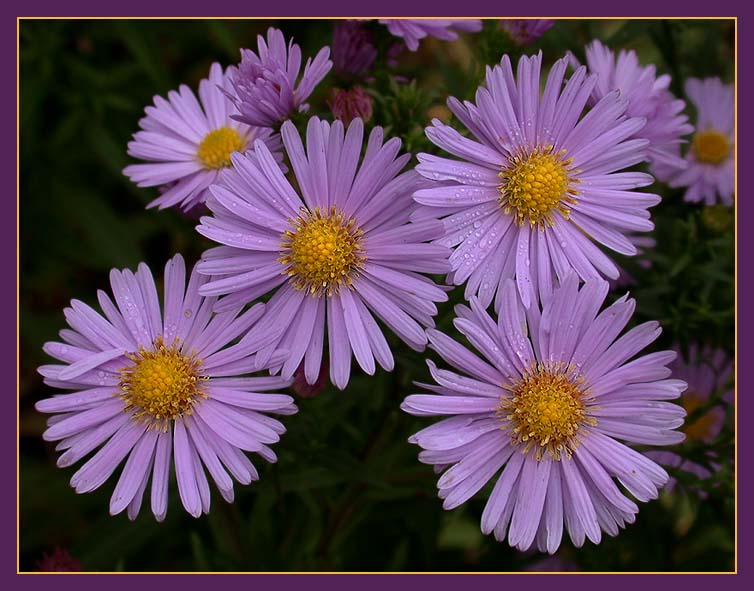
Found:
[661,78,734,206]
[230,27,332,128]
[402,275,686,553]
[195,117,450,390]
[500,20,556,46]
[576,40,693,170]
[415,52,660,310]
[35,254,297,521]
[648,344,733,493]
[123,62,280,212]
[379,19,483,51]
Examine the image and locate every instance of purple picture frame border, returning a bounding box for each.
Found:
[4,1,749,588]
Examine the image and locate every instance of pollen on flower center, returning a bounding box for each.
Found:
[692,130,731,165]
[498,146,579,227]
[197,127,246,169]
[681,392,716,442]
[120,337,206,430]
[498,363,594,460]
[280,206,365,297]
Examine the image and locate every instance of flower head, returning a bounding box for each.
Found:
[402,275,686,553]
[230,27,332,128]
[647,344,733,493]
[35,254,297,520]
[379,19,482,51]
[332,20,378,77]
[657,78,734,206]
[415,52,660,310]
[577,40,693,169]
[195,117,450,390]
[500,20,556,45]
[123,63,280,212]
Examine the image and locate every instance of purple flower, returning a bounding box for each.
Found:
[332,20,378,77]
[402,275,686,553]
[195,117,451,390]
[647,344,733,493]
[657,78,734,206]
[328,86,373,125]
[379,19,482,51]
[576,40,693,170]
[35,254,297,520]
[230,27,332,128]
[123,62,280,212]
[415,52,660,310]
[500,20,555,45]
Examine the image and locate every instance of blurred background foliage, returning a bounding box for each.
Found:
[19,18,735,572]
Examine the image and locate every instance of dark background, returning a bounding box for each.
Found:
[19,19,735,572]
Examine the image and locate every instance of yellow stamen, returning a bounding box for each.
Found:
[681,392,717,442]
[280,206,365,297]
[498,146,579,228]
[692,130,731,165]
[120,337,206,430]
[197,127,246,169]
[498,362,595,461]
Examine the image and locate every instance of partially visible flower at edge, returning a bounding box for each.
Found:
[500,20,556,46]
[574,39,694,171]
[35,254,297,521]
[402,275,686,554]
[379,19,482,51]
[654,77,734,206]
[123,62,280,212]
[229,27,332,128]
[332,20,378,77]
[647,343,733,495]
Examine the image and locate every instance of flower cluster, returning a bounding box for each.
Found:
[35,20,733,563]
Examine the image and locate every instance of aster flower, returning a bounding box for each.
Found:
[575,40,693,170]
[195,117,450,390]
[659,78,734,206]
[35,254,297,521]
[500,20,556,46]
[402,275,686,553]
[230,27,332,128]
[379,19,482,51]
[123,62,280,212]
[647,344,733,492]
[332,20,378,77]
[415,52,659,310]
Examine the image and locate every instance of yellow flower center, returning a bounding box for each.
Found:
[692,130,731,165]
[120,337,206,430]
[197,127,246,169]
[498,364,594,460]
[498,146,579,227]
[280,206,365,297]
[681,392,717,442]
